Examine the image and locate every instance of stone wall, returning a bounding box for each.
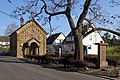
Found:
[10,20,46,58]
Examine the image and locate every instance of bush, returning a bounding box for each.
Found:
[59,58,89,68]
[47,46,55,54]
[59,58,74,67]
[25,55,42,61]
[106,56,120,67]
[62,54,74,58]
[84,54,98,64]
[107,46,120,56]
[73,60,89,68]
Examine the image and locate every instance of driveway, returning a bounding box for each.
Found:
[0,56,111,80]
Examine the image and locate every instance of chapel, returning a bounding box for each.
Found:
[10,17,46,58]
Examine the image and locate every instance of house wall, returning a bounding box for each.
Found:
[53,33,65,45]
[10,33,17,56]
[83,31,104,55]
[0,42,10,49]
[62,43,74,54]
[62,31,104,55]
[47,33,65,53]
[0,42,10,45]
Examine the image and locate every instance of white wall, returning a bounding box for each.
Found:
[63,31,104,55]
[83,31,104,54]
[0,42,10,45]
[53,33,65,45]
[47,33,65,52]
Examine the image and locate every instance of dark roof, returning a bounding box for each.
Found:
[47,33,61,45]
[0,36,10,42]
[62,31,74,44]
[9,19,47,36]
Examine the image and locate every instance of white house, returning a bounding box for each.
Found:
[0,36,10,52]
[62,26,104,55]
[47,33,65,52]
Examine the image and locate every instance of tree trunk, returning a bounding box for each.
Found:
[73,29,84,60]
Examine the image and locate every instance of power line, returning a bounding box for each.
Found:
[0,10,19,20]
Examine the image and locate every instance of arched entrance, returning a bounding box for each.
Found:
[22,43,29,57]
[22,38,40,57]
[29,42,39,55]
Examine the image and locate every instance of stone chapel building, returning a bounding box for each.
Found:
[10,18,46,58]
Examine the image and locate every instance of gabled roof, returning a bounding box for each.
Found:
[47,33,62,45]
[9,19,47,36]
[62,31,74,44]
[0,36,10,42]
[63,24,104,44]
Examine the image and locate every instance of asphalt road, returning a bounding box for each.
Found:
[0,56,110,80]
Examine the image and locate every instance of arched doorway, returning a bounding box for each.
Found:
[22,43,29,57]
[29,42,39,55]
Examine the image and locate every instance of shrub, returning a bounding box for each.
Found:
[62,54,74,58]
[107,46,120,56]
[59,58,74,67]
[106,56,119,67]
[84,54,98,64]
[47,46,55,54]
[73,60,89,68]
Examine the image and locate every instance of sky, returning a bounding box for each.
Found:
[0,0,120,37]
[0,0,22,35]
[0,0,71,36]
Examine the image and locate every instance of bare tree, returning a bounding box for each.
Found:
[5,23,18,36]
[13,0,120,60]
[8,0,11,3]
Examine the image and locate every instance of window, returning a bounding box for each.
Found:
[72,36,74,41]
[88,45,91,49]
[31,29,34,33]
[66,37,70,41]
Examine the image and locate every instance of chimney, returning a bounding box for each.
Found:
[20,17,24,26]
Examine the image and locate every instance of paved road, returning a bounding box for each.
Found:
[0,56,110,80]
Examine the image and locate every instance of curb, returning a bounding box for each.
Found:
[79,71,118,80]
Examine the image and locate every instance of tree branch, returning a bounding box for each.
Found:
[65,0,76,30]
[76,0,92,29]
[66,14,76,30]
[41,0,66,16]
[84,27,120,38]
[34,5,45,17]
[8,0,11,3]
[50,0,67,7]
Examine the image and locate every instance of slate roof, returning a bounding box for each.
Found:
[0,36,10,42]
[47,33,61,45]
[62,31,74,44]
